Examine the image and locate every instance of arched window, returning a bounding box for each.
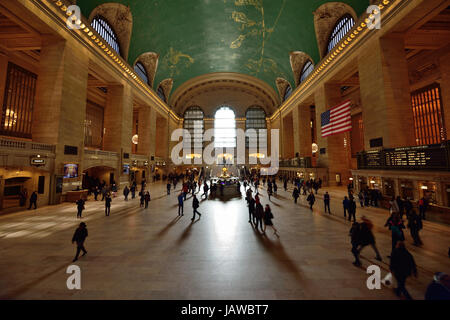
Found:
[183,106,204,152]
[327,14,355,54]
[300,60,314,84]
[134,62,149,85]
[246,107,266,149]
[157,85,166,102]
[284,85,293,102]
[214,106,236,149]
[91,15,121,55]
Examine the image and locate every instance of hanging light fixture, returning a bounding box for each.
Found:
[132,134,138,145]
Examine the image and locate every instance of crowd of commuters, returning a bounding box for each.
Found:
[65,169,449,300]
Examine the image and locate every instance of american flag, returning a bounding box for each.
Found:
[321,100,352,138]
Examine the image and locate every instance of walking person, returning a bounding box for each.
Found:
[358,216,382,261]
[177,192,184,216]
[93,186,99,201]
[28,191,38,210]
[130,184,136,199]
[418,197,428,220]
[263,204,279,237]
[76,197,85,219]
[292,187,300,204]
[358,191,364,207]
[166,182,171,195]
[267,184,273,200]
[191,194,201,221]
[349,221,362,266]
[144,191,151,209]
[348,199,357,222]
[254,202,264,232]
[139,190,145,207]
[343,196,350,218]
[390,241,417,300]
[105,193,112,216]
[248,194,255,223]
[324,191,331,214]
[307,192,315,210]
[407,209,423,246]
[72,222,88,262]
[123,186,130,201]
[202,182,209,199]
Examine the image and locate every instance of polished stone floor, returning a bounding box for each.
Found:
[0,181,449,300]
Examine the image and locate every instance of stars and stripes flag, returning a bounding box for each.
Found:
[321,100,352,138]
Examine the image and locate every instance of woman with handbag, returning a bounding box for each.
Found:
[263,204,279,237]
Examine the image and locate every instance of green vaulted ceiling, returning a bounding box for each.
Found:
[77,0,369,93]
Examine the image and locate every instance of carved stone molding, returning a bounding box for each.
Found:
[290,51,314,87]
[313,2,357,59]
[89,3,133,60]
[134,52,159,88]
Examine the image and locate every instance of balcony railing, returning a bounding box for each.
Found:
[279,157,312,168]
[84,149,119,158]
[0,138,55,153]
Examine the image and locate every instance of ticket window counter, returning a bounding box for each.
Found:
[419,182,437,204]
[383,179,395,198]
[400,180,414,200]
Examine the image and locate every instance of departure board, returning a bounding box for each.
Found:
[358,143,449,170]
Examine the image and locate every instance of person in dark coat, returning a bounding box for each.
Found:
[386,214,405,253]
[348,199,357,222]
[254,202,264,231]
[191,194,201,221]
[76,197,85,219]
[263,204,279,236]
[177,192,184,216]
[349,222,362,266]
[28,191,38,210]
[72,222,88,262]
[139,190,145,207]
[418,197,428,220]
[166,182,171,195]
[292,187,300,204]
[425,272,450,300]
[284,179,288,192]
[123,186,130,201]
[357,216,382,261]
[105,193,112,216]
[407,209,423,246]
[93,186,99,201]
[248,195,255,223]
[343,196,350,218]
[404,197,413,217]
[390,241,417,300]
[324,192,331,214]
[130,184,136,199]
[202,183,209,199]
[144,191,151,209]
[307,192,315,210]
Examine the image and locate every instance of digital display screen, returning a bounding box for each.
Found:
[64,164,78,178]
[123,164,130,174]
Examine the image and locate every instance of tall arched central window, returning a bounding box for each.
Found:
[91,15,121,55]
[214,106,236,148]
[327,14,355,54]
[183,106,204,152]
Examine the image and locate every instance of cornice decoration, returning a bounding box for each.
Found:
[39,0,180,121]
[273,0,398,120]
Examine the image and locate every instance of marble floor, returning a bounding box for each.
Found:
[0,181,449,300]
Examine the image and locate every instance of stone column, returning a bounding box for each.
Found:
[137,107,152,157]
[314,83,351,186]
[297,104,312,158]
[0,51,8,108]
[33,37,89,193]
[439,49,450,131]
[358,35,415,150]
[104,84,133,155]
